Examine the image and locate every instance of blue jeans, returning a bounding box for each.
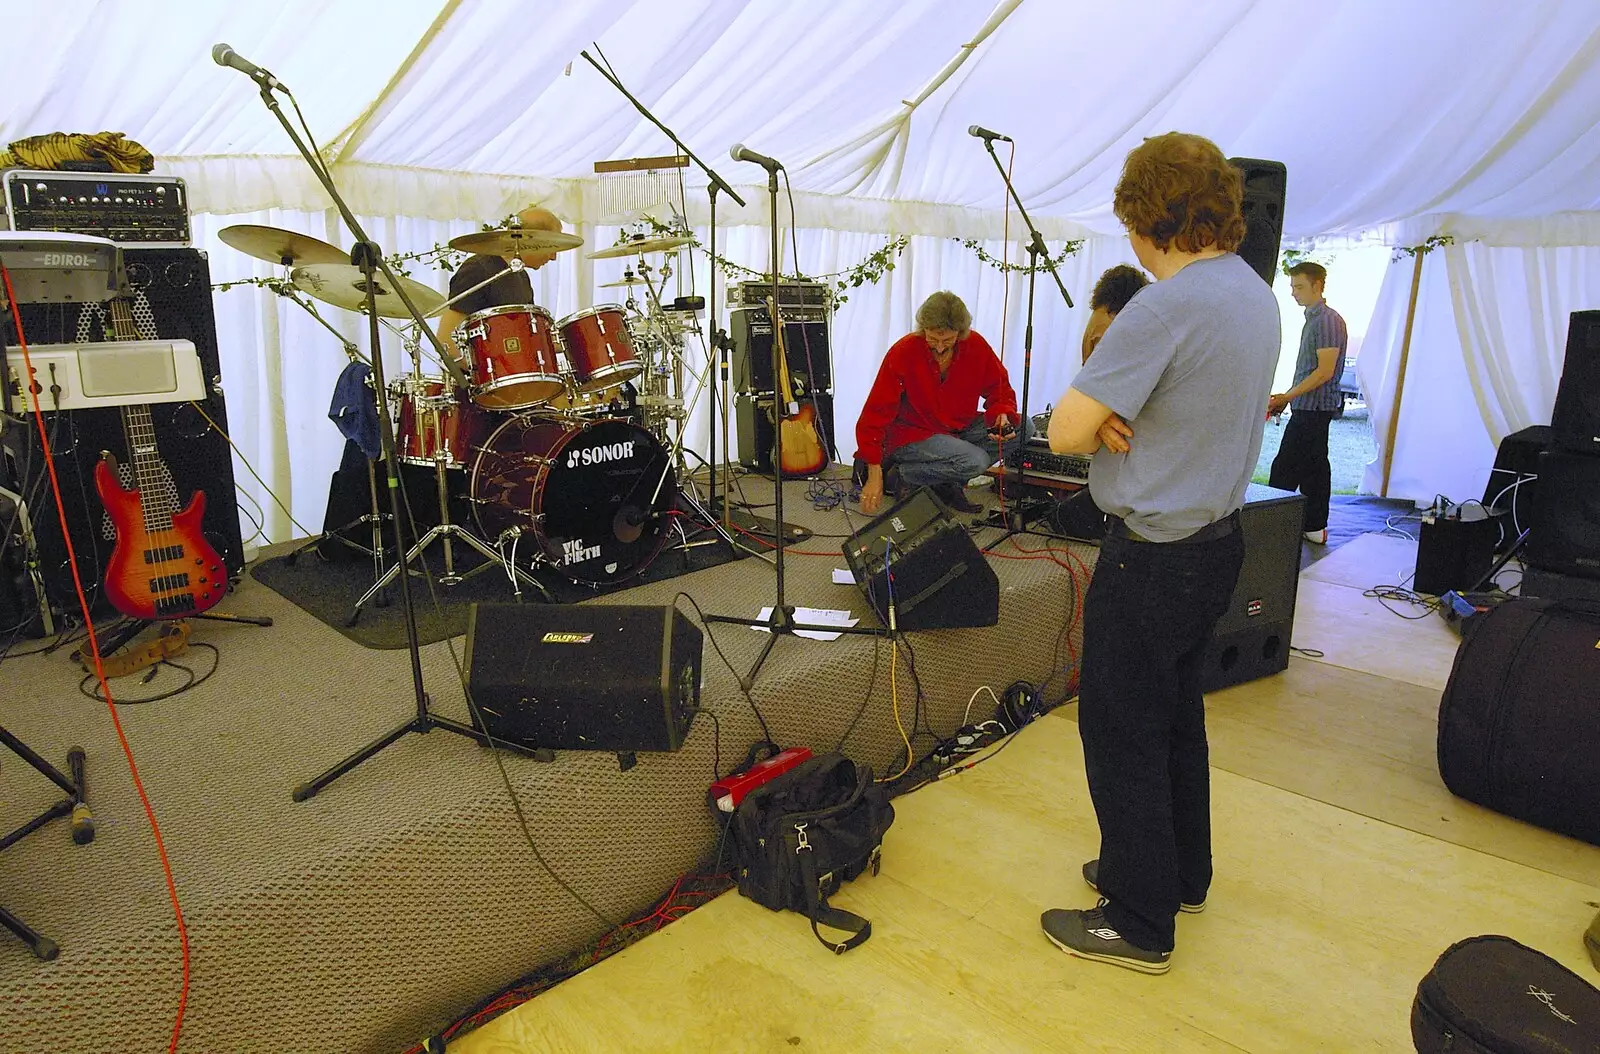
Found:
[886,416,1030,488]
[1078,524,1245,952]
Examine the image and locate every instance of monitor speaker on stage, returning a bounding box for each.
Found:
[1228,157,1287,288]
[1198,485,1304,693]
[1551,310,1600,455]
[841,487,1000,631]
[464,603,702,753]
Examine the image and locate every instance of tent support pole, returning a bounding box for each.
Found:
[1380,250,1425,497]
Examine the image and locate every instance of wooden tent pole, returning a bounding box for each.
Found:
[1380,251,1426,497]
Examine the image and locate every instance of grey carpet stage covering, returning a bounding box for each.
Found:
[0,479,1091,1053]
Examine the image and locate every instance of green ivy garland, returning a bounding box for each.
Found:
[1391,234,1455,261]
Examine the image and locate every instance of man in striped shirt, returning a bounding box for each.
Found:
[1267,262,1348,544]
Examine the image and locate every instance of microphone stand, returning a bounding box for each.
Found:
[236,79,545,804]
[975,135,1075,549]
[701,162,881,689]
[578,50,743,558]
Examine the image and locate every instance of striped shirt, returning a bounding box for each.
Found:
[1291,300,1348,412]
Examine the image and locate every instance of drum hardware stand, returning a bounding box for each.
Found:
[970,130,1074,551]
[703,155,883,687]
[579,46,746,561]
[234,70,549,805]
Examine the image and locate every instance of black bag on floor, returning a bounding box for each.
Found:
[1412,935,1600,1052]
[1437,597,1600,846]
[729,753,894,954]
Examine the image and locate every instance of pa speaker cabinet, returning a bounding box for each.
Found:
[464,603,702,752]
[1482,424,1551,550]
[1414,504,1504,595]
[1523,565,1600,605]
[1527,449,1600,579]
[2,248,243,627]
[1228,157,1287,288]
[1199,485,1304,693]
[734,390,837,473]
[1552,310,1600,455]
[730,304,831,394]
[842,487,999,631]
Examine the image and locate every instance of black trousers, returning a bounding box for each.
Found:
[1077,526,1245,952]
[1268,409,1336,532]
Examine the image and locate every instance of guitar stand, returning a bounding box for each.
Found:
[0,729,92,961]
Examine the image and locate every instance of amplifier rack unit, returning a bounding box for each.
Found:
[3,170,191,247]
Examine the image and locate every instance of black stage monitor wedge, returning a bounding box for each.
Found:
[1527,449,1600,580]
[842,487,1000,631]
[1228,157,1287,288]
[1198,485,1304,693]
[1552,309,1600,454]
[464,604,703,753]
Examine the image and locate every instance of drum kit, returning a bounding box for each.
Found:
[218,220,720,618]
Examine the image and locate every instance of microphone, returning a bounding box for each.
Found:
[968,124,1013,143]
[729,143,783,170]
[212,43,284,91]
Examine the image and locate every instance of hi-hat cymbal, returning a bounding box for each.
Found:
[290,264,444,319]
[599,274,651,289]
[219,224,349,267]
[587,234,694,260]
[448,228,584,256]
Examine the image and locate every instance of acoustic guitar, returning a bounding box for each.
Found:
[94,298,226,620]
[770,297,828,477]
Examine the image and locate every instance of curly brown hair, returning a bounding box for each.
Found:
[1112,133,1245,254]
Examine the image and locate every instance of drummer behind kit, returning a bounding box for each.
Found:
[223,214,718,611]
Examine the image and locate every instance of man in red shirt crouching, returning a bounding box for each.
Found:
[854,291,1021,514]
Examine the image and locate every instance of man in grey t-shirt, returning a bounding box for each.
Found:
[1040,133,1280,975]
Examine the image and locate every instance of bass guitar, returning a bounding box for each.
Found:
[770,297,828,477]
[94,298,226,619]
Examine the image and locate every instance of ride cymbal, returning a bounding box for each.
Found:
[587,234,694,260]
[448,229,584,256]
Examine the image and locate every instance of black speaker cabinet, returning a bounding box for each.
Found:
[1199,485,1304,693]
[464,603,702,752]
[1482,424,1551,549]
[735,390,837,473]
[842,487,999,631]
[1,248,243,628]
[1229,157,1287,288]
[1414,504,1504,595]
[1552,310,1600,454]
[730,305,831,394]
[1523,565,1600,605]
[1527,449,1600,579]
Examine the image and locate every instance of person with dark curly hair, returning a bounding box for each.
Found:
[1040,133,1280,974]
[1082,264,1151,363]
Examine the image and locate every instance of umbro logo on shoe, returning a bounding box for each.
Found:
[1088,926,1122,941]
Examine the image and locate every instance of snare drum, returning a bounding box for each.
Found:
[557,305,642,393]
[393,378,494,469]
[454,305,564,410]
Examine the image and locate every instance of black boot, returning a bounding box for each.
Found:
[935,481,983,514]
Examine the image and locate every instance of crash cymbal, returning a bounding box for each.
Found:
[290,264,444,319]
[587,234,694,260]
[219,224,349,267]
[599,274,651,289]
[448,228,584,256]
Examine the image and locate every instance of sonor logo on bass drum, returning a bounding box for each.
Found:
[542,632,594,644]
[565,441,636,469]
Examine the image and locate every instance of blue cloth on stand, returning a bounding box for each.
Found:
[328,361,382,459]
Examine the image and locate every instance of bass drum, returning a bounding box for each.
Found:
[470,416,674,583]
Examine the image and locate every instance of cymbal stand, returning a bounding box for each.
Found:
[280,303,392,588]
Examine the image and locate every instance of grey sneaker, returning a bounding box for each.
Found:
[1082,859,1205,913]
[1040,905,1171,974]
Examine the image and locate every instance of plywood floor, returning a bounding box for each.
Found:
[454,542,1600,1054]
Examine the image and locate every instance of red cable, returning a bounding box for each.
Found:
[2,265,190,1051]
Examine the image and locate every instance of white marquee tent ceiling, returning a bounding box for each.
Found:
[6,0,1600,240]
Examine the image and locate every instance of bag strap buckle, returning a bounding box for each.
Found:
[794,821,811,853]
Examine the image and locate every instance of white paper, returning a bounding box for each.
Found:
[752,606,859,642]
[832,568,856,585]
